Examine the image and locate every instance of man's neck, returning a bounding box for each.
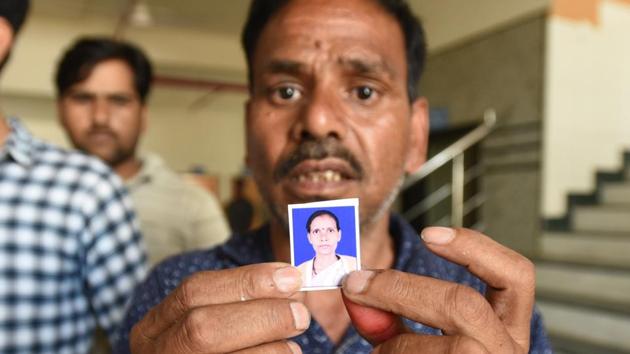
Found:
[114,157,143,181]
[0,115,9,147]
[270,213,395,270]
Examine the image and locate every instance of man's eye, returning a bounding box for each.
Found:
[280,87,296,99]
[110,96,131,105]
[270,86,302,103]
[354,86,375,100]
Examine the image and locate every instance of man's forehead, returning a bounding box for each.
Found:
[252,0,405,79]
[263,55,397,79]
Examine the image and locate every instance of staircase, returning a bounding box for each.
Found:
[537,154,630,353]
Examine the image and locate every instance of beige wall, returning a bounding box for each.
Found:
[542,0,630,217]
[411,0,549,50]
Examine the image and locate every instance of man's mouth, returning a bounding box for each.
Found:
[288,158,358,183]
[293,169,343,183]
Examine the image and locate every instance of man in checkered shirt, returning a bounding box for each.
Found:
[0,1,148,353]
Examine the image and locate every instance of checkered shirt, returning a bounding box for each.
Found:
[0,118,147,353]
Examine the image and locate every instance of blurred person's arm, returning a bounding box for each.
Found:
[82,168,147,345]
[186,187,231,249]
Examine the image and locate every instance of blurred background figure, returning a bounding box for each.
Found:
[225,176,254,234]
[55,37,230,267]
[0,2,146,353]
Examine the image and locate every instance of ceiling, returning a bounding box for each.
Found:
[31,0,549,50]
[31,0,250,37]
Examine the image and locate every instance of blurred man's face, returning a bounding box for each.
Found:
[0,18,15,74]
[307,214,341,256]
[58,59,146,166]
[245,0,428,230]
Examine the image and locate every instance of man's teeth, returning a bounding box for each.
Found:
[296,170,342,182]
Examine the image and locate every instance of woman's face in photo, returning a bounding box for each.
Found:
[307,214,341,256]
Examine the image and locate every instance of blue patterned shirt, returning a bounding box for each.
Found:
[0,118,147,353]
[116,214,552,353]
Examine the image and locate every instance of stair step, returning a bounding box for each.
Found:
[548,334,630,354]
[573,206,630,233]
[539,232,630,269]
[602,183,630,205]
[537,300,630,353]
[536,262,630,314]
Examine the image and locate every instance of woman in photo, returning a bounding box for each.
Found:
[297,210,357,288]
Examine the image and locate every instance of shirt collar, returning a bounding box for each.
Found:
[125,153,163,189]
[220,224,276,265]
[1,117,36,166]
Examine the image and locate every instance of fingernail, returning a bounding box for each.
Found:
[287,340,302,354]
[273,266,302,292]
[421,227,455,245]
[343,270,375,294]
[290,302,310,331]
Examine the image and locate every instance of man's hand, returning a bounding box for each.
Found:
[342,227,535,353]
[130,263,308,354]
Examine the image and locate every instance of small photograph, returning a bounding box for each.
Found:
[289,198,361,291]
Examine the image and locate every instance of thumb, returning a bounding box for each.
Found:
[341,291,408,346]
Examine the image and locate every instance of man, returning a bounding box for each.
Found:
[117,0,552,353]
[297,210,357,288]
[0,1,147,353]
[55,38,230,266]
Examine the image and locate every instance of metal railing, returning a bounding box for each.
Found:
[401,109,497,228]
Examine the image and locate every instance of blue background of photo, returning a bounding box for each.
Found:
[292,205,358,266]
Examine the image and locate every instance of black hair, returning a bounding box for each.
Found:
[306,210,340,232]
[241,0,426,101]
[55,37,153,103]
[0,0,30,35]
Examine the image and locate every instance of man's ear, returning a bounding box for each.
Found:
[244,98,253,168]
[140,105,149,133]
[404,97,429,174]
[56,99,68,128]
[0,19,14,69]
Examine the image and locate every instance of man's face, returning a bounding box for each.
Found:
[246,0,428,229]
[0,18,15,74]
[307,214,341,256]
[58,59,146,166]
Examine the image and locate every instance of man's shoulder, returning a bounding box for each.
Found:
[28,139,121,186]
[140,155,216,200]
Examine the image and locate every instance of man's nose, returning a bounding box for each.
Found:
[92,98,110,126]
[292,87,347,141]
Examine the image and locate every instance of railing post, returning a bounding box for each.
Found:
[451,153,465,227]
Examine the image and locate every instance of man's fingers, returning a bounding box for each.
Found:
[341,292,408,346]
[421,227,535,349]
[133,299,310,354]
[230,340,302,354]
[372,333,489,354]
[342,269,517,353]
[134,263,301,343]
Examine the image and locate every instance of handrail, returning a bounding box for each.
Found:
[402,109,497,190]
[400,109,497,228]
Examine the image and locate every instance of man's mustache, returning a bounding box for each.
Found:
[273,137,364,182]
[87,128,117,138]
